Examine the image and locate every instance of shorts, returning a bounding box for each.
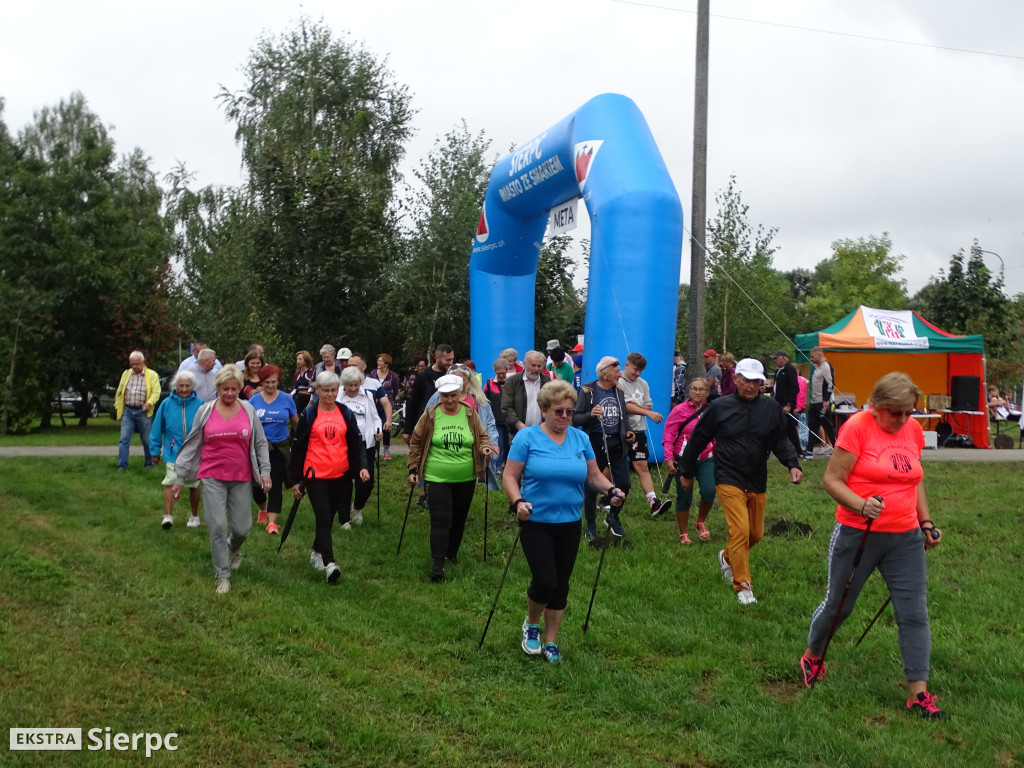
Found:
[162,462,199,489]
[628,432,649,462]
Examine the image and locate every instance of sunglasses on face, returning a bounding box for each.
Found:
[550,408,573,417]
[887,409,914,418]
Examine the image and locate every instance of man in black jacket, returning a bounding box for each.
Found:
[679,357,802,605]
[573,356,634,540]
[500,350,553,437]
[771,349,802,458]
[403,344,454,444]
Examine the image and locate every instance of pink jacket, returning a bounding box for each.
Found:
[796,376,808,411]
[662,400,714,461]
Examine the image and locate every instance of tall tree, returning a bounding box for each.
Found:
[534,235,586,351]
[1,93,172,429]
[217,19,413,356]
[388,122,491,358]
[911,240,1021,381]
[703,175,791,358]
[805,234,907,327]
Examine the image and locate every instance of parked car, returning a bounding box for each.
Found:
[51,386,117,419]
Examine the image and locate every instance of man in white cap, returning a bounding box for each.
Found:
[678,358,803,605]
[573,355,634,540]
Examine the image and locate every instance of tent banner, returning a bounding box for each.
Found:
[862,307,929,349]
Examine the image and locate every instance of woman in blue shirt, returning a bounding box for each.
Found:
[247,365,298,534]
[502,379,625,662]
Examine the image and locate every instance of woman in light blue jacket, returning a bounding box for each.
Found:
[149,371,204,530]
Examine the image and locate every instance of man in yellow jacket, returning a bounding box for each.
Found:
[115,351,161,470]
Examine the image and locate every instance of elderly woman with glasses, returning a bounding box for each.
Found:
[663,379,716,544]
[503,379,625,663]
[800,372,947,720]
[408,374,493,583]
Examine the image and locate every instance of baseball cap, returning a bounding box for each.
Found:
[572,354,583,367]
[704,349,717,357]
[770,349,788,359]
[546,339,561,351]
[571,343,584,353]
[734,358,766,381]
[435,374,464,394]
[337,347,353,359]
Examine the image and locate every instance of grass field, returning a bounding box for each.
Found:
[1,456,1022,767]
[0,416,122,447]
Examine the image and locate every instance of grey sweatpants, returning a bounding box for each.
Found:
[807,523,932,681]
[201,478,253,580]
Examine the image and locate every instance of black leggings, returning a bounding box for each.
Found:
[426,480,476,564]
[252,445,287,515]
[519,519,581,611]
[305,476,353,566]
[354,444,377,511]
[807,404,837,447]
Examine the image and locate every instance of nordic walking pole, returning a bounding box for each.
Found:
[395,484,415,556]
[478,527,521,650]
[583,490,624,632]
[483,481,489,563]
[376,449,381,522]
[642,414,665,490]
[856,526,941,646]
[812,495,882,685]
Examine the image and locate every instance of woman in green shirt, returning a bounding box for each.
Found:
[408,374,493,582]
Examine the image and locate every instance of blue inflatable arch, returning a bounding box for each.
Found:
[469,93,684,452]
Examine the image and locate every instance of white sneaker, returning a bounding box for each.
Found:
[215,579,230,594]
[310,551,325,571]
[325,563,341,584]
[186,515,200,528]
[161,514,173,530]
[717,549,733,582]
[340,522,352,530]
[737,583,757,605]
[228,548,242,571]
[351,509,363,526]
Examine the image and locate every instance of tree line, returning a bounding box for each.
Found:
[1,19,1020,434]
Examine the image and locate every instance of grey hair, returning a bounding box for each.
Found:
[523,349,545,365]
[315,371,340,389]
[197,348,216,360]
[129,350,145,362]
[340,366,364,386]
[172,370,197,388]
[319,344,336,357]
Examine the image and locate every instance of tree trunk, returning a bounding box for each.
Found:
[687,0,710,381]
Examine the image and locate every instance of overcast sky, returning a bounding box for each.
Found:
[3,0,1023,311]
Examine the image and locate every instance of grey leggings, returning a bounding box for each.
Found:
[807,523,931,681]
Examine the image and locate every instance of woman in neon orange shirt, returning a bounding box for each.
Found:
[289,371,369,584]
[801,372,947,719]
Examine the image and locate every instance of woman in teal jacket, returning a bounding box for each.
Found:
[149,370,204,530]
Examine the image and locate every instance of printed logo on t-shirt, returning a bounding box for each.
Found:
[597,389,620,431]
[441,426,466,452]
[242,428,249,438]
[890,451,913,474]
[323,423,337,441]
[256,409,266,418]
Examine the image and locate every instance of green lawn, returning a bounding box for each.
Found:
[0,457,1021,767]
[0,415,122,446]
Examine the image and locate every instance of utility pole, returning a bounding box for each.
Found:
[687,0,710,381]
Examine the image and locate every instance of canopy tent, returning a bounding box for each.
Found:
[795,306,988,448]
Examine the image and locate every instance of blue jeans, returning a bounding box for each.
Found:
[118,407,153,468]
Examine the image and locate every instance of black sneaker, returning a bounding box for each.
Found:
[604,511,625,537]
[416,494,429,511]
[907,691,949,720]
[650,498,672,518]
[430,560,445,583]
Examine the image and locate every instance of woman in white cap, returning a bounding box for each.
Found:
[408,374,493,582]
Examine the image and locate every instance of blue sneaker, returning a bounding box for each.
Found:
[604,511,625,537]
[583,524,599,542]
[521,621,542,655]
[542,642,562,662]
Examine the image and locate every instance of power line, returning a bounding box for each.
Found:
[610,0,1024,62]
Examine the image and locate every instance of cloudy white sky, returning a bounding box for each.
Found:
[4,0,1023,307]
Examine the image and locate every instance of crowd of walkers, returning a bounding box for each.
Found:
[124,337,947,719]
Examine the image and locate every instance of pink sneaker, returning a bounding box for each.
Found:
[695,521,710,540]
[266,522,280,535]
[256,510,269,525]
[679,532,692,544]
